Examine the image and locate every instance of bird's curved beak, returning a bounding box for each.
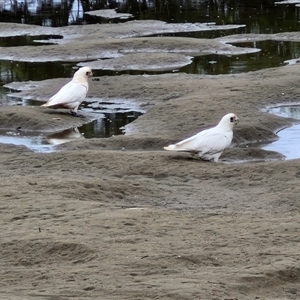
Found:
[89,72,93,78]
[235,116,240,125]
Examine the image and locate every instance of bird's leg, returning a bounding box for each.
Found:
[70,110,79,117]
[190,151,198,159]
[70,110,85,118]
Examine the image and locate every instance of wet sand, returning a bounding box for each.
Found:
[1,22,300,299]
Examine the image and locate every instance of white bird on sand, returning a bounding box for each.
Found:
[41,66,93,117]
[164,113,239,162]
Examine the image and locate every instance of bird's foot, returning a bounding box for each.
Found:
[70,111,85,118]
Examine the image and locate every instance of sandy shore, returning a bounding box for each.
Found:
[1,22,300,300]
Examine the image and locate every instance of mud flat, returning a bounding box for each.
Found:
[1,21,300,300]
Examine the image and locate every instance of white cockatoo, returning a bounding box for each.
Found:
[164,113,239,162]
[41,66,93,117]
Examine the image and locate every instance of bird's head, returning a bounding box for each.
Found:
[219,113,239,128]
[74,66,93,79]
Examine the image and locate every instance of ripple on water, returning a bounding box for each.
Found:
[0,133,53,153]
[262,124,300,160]
[263,105,300,160]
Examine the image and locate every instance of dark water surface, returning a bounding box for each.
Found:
[1,0,300,151]
[0,35,63,46]
[1,0,300,78]
[1,0,300,80]
[1,0,300,33]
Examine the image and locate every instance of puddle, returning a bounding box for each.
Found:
[0,97,144,153]
[0,128,85,153]
[18,97,145,135]
[0,35,63,47]
[78,111,143,138]
[0,132,54,153]
[262,105,300,160]
[262,124,300,160]
[264,105,300,119]
[181,40,300,75]
[0,110,142,153]
[79,99,144,138]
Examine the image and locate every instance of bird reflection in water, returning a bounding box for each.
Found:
[46,127,84,145]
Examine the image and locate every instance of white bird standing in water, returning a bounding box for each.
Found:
[41,66,93,117]
[164,113,239,162]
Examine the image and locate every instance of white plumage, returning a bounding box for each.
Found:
[41,66,93,117]
[164,113,239,162]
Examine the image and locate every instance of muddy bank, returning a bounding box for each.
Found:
[5,64,299,144]
[0,144,300,299]
[0,20,245,40]
[2,22,300,300]
[0,20,254,64]
[78,53,194,72]
[0,35,259,62]
[0,106,97,133]
[85,8,133,20]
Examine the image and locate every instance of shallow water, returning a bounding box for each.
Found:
[0,132,54,153]
[262,124,300,160]
[0,95,144,152]
[0,127,90,153]
[0,109,142,153]
[0,60,76,105]
[264,105,300,119]
[181,40,300,74]
[263,105,300,160]
[79,111,143,138]
[0,35,63,47]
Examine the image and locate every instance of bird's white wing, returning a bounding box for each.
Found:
[166,128,232,154]
[45,82,88,107]
[191,132,231,154]
[176,128,212,146]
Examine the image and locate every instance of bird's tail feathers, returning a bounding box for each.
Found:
[41,103,48,107]
[164,144,178,151]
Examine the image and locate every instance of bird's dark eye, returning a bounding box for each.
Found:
[230,117,234,122]
[86,72,89,76]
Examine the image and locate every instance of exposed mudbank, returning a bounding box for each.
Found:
[0,20,245,40]
[2,19,300,300]
[78,53,193,71]
[0,21,255,64]
[0,36,260,63]
[85,9,133,20]
[3,64,300,161]
[0,106,97,133]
